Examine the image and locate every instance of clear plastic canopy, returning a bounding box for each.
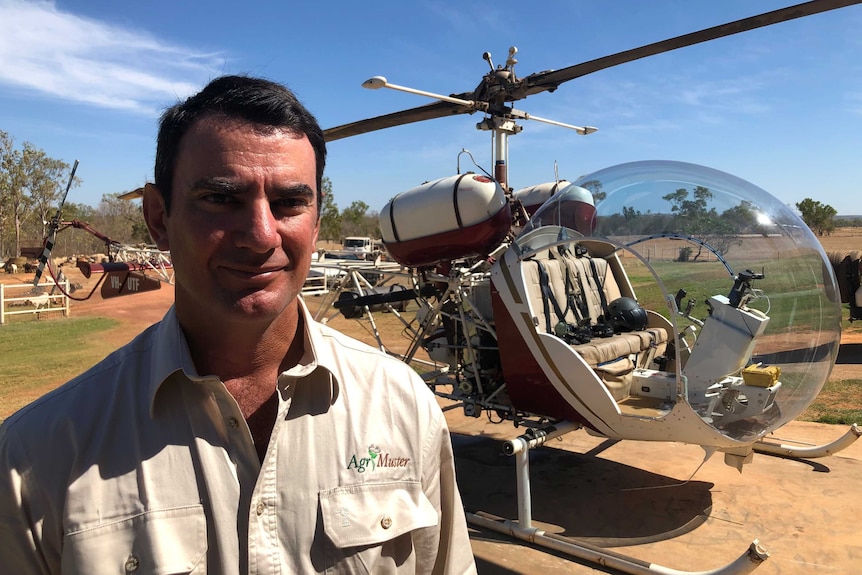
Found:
[521,160,842,442]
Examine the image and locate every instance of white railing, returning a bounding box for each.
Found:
[301,272,331,296]
[0,281,71,325]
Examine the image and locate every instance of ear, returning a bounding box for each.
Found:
[142,183,170,251]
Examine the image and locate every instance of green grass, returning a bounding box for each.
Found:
[799,379,862,424]
[623,256,842,337]
[842,315,862,336]
[0,317,119,421]
[624,256,858,426]
[1,284,858,428]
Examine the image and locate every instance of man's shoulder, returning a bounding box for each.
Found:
[314,320,406,367]
[311,321,435,398]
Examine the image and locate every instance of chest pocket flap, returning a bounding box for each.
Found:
[320,481,438,548]
[62,505,206,575]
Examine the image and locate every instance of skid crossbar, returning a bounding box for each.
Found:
[465,422,769,575]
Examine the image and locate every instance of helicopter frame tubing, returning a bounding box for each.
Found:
[466,421,770,575]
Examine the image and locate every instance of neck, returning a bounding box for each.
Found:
[180,299,305,382]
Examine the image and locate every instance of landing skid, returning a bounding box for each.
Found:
[752,423,861,458]
[465,421,769,575]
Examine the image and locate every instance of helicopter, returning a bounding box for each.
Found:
[313,1,862,572]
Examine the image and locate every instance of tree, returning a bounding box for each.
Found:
[0,131,14,257]
[340,200,372,237]
[579,179,606,205]
[55,202,99,255]
[796,198,837,236]
[0,133,77,257]
[94,192,150,246]
[318,177,341,242]
[662,186,740,259]
[720,201,756,232]
[663,185,713,219]
[22,144,73,243]
[0,132,29,256]
[622,206,640,221]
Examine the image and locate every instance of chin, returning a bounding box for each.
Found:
[227,289,298,320]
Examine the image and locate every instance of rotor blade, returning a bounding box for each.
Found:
[524,0,862,95]
[118,187,144,201]
[324,100,471,142]
[33,159,78,286]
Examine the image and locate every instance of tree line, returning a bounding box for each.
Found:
[0,129,852,261]
[317,177,381,244]
[1,131,381,261]
[587,181,848,261]
[1,131,78,259]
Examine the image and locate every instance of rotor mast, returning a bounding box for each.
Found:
[361,47,597,192]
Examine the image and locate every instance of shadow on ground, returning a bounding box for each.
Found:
[451,433,714,547]
[836,342,862,365]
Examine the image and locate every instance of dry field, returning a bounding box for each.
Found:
[2,233,862,575]
[2,228,861,393]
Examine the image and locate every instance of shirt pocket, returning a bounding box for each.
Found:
[61,505,207,575]
[319,480,438,574]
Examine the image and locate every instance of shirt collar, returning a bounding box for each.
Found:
[148,299,337,417]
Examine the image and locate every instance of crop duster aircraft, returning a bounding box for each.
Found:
[316,2,862,573]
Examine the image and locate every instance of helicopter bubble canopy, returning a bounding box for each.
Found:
[521,160,841,444]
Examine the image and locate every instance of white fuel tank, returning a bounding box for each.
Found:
[379,173,511,268]
[513,180,569,216]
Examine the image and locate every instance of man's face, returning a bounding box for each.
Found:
[145,116,320,327]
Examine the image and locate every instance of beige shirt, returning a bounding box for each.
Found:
[0,300,477,575]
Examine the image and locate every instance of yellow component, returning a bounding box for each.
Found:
[742,364,781,387]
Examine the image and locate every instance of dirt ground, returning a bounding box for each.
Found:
[7,226,862,377]
[2,230,861,574]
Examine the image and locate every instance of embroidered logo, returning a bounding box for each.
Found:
[347,444,411,473]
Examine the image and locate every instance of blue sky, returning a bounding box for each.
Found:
[1,0,860,216]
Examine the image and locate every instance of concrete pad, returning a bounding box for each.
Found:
[445,413,862,574]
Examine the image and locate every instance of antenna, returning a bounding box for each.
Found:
[456,148,492,179]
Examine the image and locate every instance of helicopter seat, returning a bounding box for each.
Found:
[523,249,667,401]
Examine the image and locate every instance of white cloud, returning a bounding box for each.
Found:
[0,0,225,114]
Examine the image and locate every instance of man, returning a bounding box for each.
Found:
[0,75,477,574]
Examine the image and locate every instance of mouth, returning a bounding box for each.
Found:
[220,264,289,283]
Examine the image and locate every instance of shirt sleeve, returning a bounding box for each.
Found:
[0,423,54,575]
[416,399,478,575]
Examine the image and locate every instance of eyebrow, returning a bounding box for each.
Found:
[192,177,244,195]
[191,177,316,199]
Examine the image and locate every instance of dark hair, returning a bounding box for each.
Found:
[154,75,326,213]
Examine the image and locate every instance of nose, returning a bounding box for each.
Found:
[234,197,281,253]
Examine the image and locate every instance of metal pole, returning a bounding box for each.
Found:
[465,419,769,574]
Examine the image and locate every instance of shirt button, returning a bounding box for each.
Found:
[227,417,239,429]
[256,501,265,516]
[124,555,139,572]
[380,516,392,530]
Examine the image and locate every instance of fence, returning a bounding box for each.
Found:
[301,271,332,296]
[0,280,71,325]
